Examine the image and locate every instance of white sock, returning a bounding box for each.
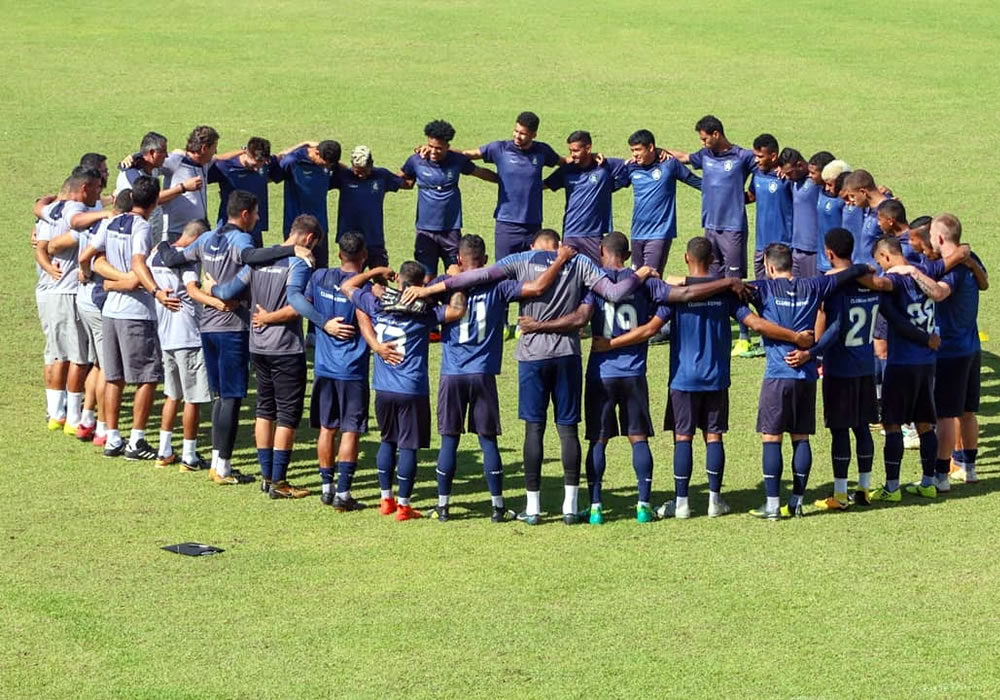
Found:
[81,409,96,427]
[709,491,721,506]
[336,490,352,500]
[216,457,231,478]
[858,472,872,489]
[182,439,197,462]
[766,496,780,512]
[56,390,67,419]
[676,496,689,510]
[526,490,541,516]
[107,429,122,448]
[211,449,220,473]
[129,429,145,449]
[562,485,579,515]
[380,489,393,500]
[591,501,602,509]
[438,495,450,507]
[637,500,649,508]
[45,389,63,419]
[96,421,107,437]
[66,392,83,427]
[491,495,504,508]
[833,478,848,495]
[159,431,173,457]
[398,496,410,506]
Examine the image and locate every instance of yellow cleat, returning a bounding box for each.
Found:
[731,339,751,357]
[47,417,66,431]
[814,495,850,511]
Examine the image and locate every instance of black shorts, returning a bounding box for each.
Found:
[310,376,369,433]
[367,245,389,270]
[822,374,878,429]
[253,352,307,428]
[935,352,980,418]
[882,363,936,425]
[665,388,729,436]
[756,378,817,435]
[415,229,460,277]
[437,373,502,437]
[375,390,431,450]
[584,374,654,441]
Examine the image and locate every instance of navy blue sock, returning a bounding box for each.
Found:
[919,430,938,483]
[853,425,874,476]
[964,448,978,468]
[257,447,273,482]
[271,449,291,483]
[762,442,783,499]
[705,440,725,493]
[319,466,335,489]
[376,441,397,492]
[632,440,653,503]
[884,432,903,486]
[479,435,503,497]
[791,440,812,498]
[586,441,606,504]
[935,458,951,477]
[396,448,418,499]
[436,435,460,496]
[830,429,851,480]
[952,449,965,466]
[336,461,356,493]
[673,440,693,498]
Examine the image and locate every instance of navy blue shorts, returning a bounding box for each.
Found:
[792,249,817,278]
[437,373,502,436]
[415,229,460,277]
[494,221,537,261]
[935,352,981,418]
[631,238,672,276]
[366,245,389,270]
[563,235,602,265]
[822,374,878,429]
[518,356,583,425]
[310,376,369,433]
[705,229,747,279]
[665,388,729,436]
[883,363,936,425]
[375,390,431,450]
[253,352,307,428]
[584,374,654,441]
[753,250,767,281]
[756,378,816,435]
[201,331,250,399]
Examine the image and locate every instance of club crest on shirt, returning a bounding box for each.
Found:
[588,173,598,184]
[651,169,662,181]
[825,202,834,211]
[723,160,734,172]
[768,181,778,193]
[446,170,455,180]
[372,181,380,191]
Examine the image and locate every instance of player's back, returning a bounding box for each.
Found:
[755,276,834,380]
[883,272,935,366]
[370,306,435,396]
[148,247,200,350]
[440,279,519,376]
[821,281,880,378]
[195,225,252,332]
[669,277,742,391]
[249,256,305,356]
[587,268,663,378]
[922,257,981,359]
[308,267,371,380]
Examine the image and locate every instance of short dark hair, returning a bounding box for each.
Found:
[752,133,779,152]
[878,199,907,224]
[763,242,792,272]
[533,228,560,246]
[338,231,367,260]
[833,172,849,195]
[290,214,323,239]
[601,231,629,260]
[186,125,219,153]
[910,215,933,231]
[424,120,456,143]
[398,261,426,287]
[226,189,258,219]
[909,220,932,246]
[686,236,713,265]
[874,235,903,257]
[67,167,102,190]
[567,130,592,146]
[246,137,271,163]
[131,175,161,209]
[627,129,655,148]
[824,227,854,259]
[695,115,724,136]
[79,152,106,170]
[317,140,342,166]
[777,147,805,167]
[808,151,835,169]
[114,189,133,212]
[516,111,540,132]
[459,234,487,264]
[139,131,167,154]
[844,169,876,191]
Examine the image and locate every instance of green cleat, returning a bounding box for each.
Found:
[588,504,604,525]
[636,504,655,523]
[869,485,902,503]
[748,505,780,520]
[904,482,937,499]
[779,503,804,518]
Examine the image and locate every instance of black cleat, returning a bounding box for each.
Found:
[260,479,272,495]
[430,505,451,522]
[491,507,516,523]
[333,495,367,512]
[320,491,335,506]
[103,441,126,458]
[124,438,157,461]
[562,512,581,525]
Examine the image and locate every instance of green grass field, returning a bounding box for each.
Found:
[3,1,1000,696]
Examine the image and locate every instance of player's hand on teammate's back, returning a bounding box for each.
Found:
[784,349,811,368]
[517,316,541,334]
[323,316,356,339]
[182,175,202,192]
[445,263,461,276]
[208,297,236,313]
[591,337,612,353]
[729,278,754,302]
[202,272,217,296]
[634,265,657,281]
[928,333,941,351]
[293,246,316,268]
[794,330,815,348]
[251,304,270,328]
[376,340,403,366]
[155,288,181,312]
[556,244,577,263]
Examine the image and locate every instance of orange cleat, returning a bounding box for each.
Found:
[395,504,422,521]
[379,497,397,515]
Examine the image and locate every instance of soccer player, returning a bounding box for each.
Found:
[332,145,409,268]
[207,137,285,247]
[782,148,825,279]
[159,126,222,242]
[279,138,342,269]
[400,120,499,281]
[147,219,214,471]
[815,162,845,274]
[543,130,626,264]
[615,129,702,276]
[665,115,756,355]
[876,199,922,263]
[843,169,890,266]
[341,264,452,521]
[745,243,870,519]
[749,134,792,280]
[78,175,180,459]
[432,235,575,522]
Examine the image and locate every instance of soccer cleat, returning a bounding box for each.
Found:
[707,499,731,518]
[748,505,780,520]
[47,417,66,431]
[902,425,920,450]
[123,439,157,461]
[103,441,126,458]
[516,511,540,526]
[588,504,604,525]
[504,325,516,341]
[951,466,979,484]
[333,495,367,512]
[179,453,209,472]
[949,459,965,475]
[75,423,96,441]
[213,469,255,485]
[260,479,272,494]
[869,485,902,502]
[656,501,691,519]
[93,433,107,447]
[63,422,78,437]
[430,505,451,522]
[965,467,979,484]
[269,481,310,499]
[934,476,952,493]
[739,344,767,359]
[320,491,335,506]
[395,504,422,521]
[428,331,442,343]
[491,507,516,523]
[814,496,850,511]
[636,504,655,523]
[779,503,804,518]
[379,497,398,515]
[730,338,751,357]
[852,488,872,506]
[904,482,937,499]
[562,512,581,525]
[156,453,178,468]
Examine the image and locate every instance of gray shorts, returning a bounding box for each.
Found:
[753,250,767,280]
[37,293,88,365]
[163,346,211,403]
[103,317,163,384]
[705,229,747,279]
[78,306,103,366]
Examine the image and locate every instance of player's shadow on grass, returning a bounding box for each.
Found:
[967,350,1000,473]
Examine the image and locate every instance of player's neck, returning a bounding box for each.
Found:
[687,266,710,277]
[604,259,625,270]
[772,271,793,280]
[712,138,732,153]
[341,262,361,273]
[938,242,957,257]
[829,260,850,273]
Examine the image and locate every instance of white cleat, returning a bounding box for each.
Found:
[934,476,952,493]
[656,500,691,519]
[707,498,731,518]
